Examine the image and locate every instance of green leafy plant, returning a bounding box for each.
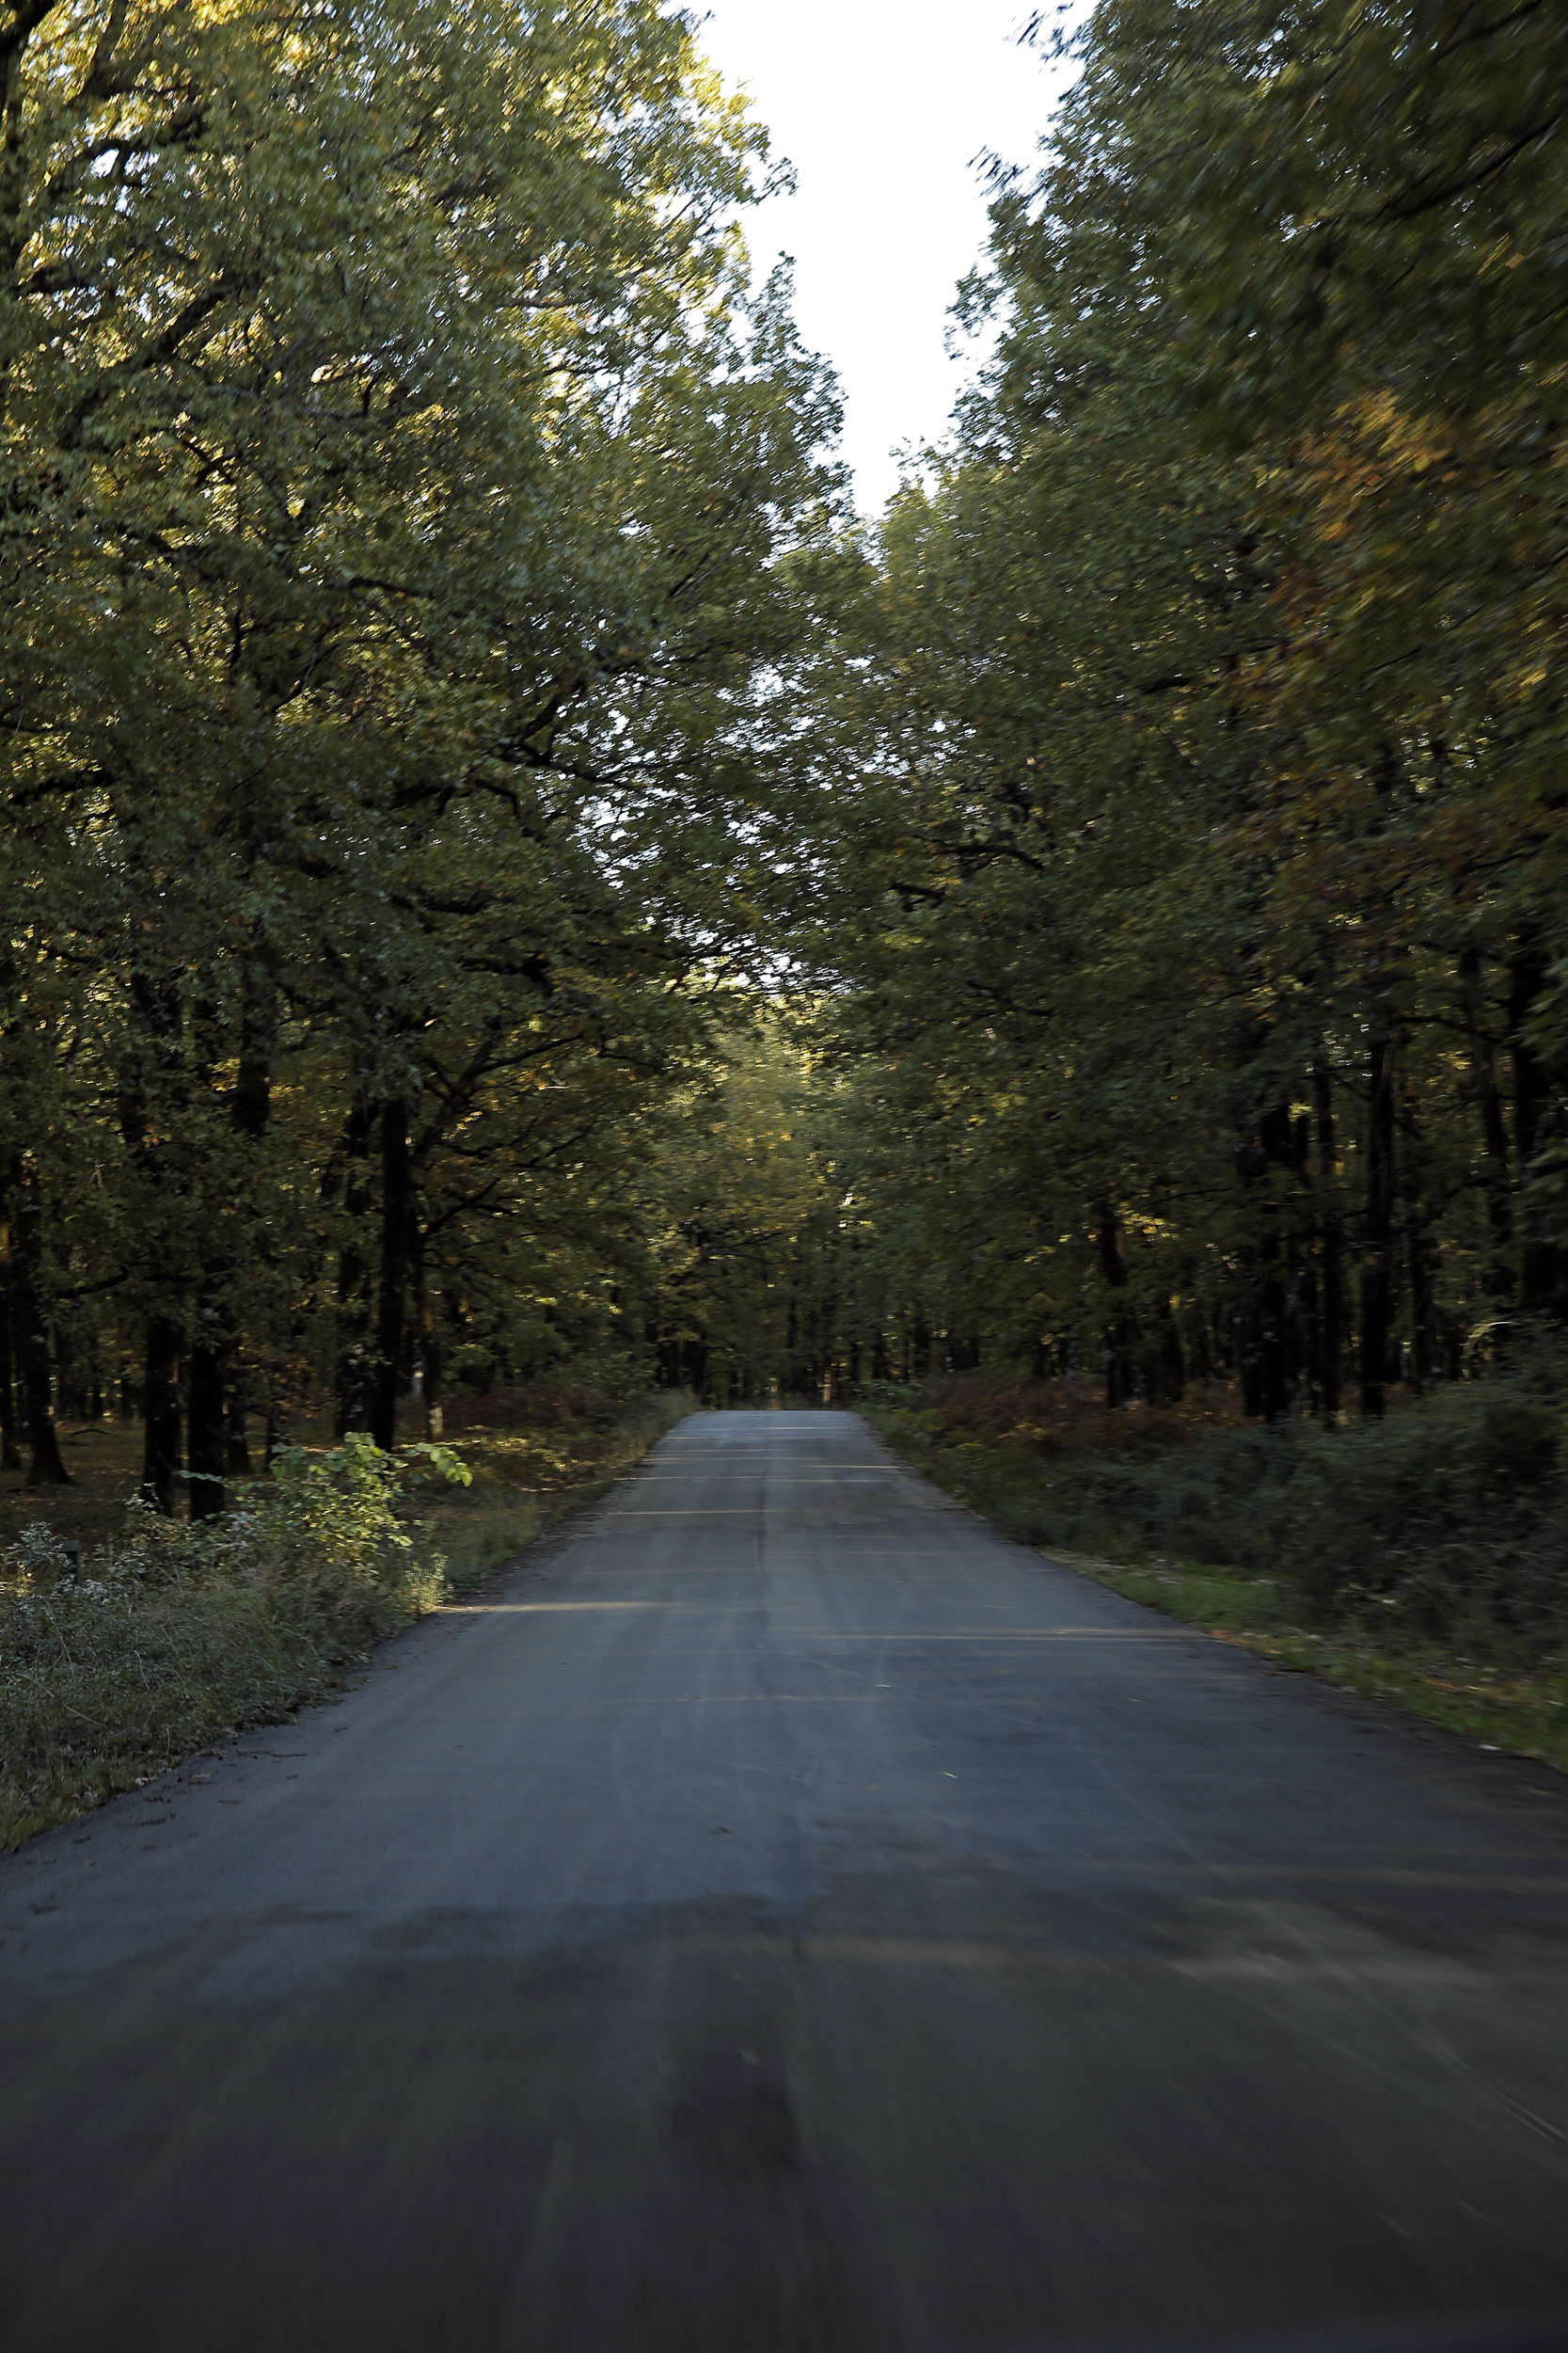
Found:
[0,1441,471,1847]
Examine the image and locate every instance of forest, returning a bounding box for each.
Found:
[2,0,1567,1805]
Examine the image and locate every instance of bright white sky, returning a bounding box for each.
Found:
[690,1,1082,514]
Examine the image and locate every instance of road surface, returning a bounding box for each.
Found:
[3,1408,1568,2352]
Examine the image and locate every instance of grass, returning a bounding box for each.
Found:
[1,1384,691,1849]
[860,1370,1568,1773]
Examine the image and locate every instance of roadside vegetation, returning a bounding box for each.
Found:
[0,1389,688,1850]
[862,1367,1568,1772]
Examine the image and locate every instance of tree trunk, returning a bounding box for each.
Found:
[333,1102,376,1436]
[0,1200,23,1471]
[232,1002,273,1143]
[226,1354,252,1474]
[11,1159,69,1485]
[53,1326,86,1423]
[1314,1065,1342,1425]
[1250,1103,1298,1423]
[1408,1218,1439,1391]
[186,1319,227,1518]
[223,968,273,1475]
[370,1099,412,1452]
[1098,1199,1136,1407]
[1459,946,1513,1300]
[416,1235,443,1439]
[1509,943,1567,1319]
[264,1381,288,1465]
[1258,1274,1289,1421]
[1150,1298,1185,1405]
[1400,1072,1439,1392]
[142,1316,182,1512]
[1360,1036,1397,1419]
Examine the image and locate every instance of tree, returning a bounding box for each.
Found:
[0,0,847,1490]
[782,0,1568,1413]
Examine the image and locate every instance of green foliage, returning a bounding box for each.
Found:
[0,1438,468,1838]
[80,1435,468,1611]
[0,0,848,1486]
[763,0,1568,1423]
[869,1357,1568,1649]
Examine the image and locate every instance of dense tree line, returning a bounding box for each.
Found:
[738,0,1568,1417]
[7,0,1566,1463]
[0,0,843,1499]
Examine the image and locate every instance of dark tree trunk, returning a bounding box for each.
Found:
[1232,1095,1303,1423]
[1299,1253,1322,1410]
[1408,1220,1439,1391]
[1401,1073,1439,1392]
[232,1006,273,1143]
[412,1225,442,1437]
[11,1160,69,1485]
[186,1321,227,1518]
[1459,946,1513,1299]
[1314,1065,1342,1425]
[1148,1299,1185,1406]
[222,970,273,1476]
[1187,1305,1212,1386]
[142,1316,182,1512]
[118,962,189,1502]
[53,1328,86,1424]
[1360,1037,1397,1419]
[333,1102,376,1436]
[1509,943,1567,1318]
[1258,1274,1289,1421]
[1098,1200,1136,1407]
[226,1353,252,1474]
[0,1200,22,1471]
[1250,1103,1299,1423]
[1240,1302,1263,1419]
[370,1099,412,1452]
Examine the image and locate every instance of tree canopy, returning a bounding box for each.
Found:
[5,0,1565,1478]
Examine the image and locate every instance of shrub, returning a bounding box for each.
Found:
[0,1439,470,1834]
[875,1350,1568,1650]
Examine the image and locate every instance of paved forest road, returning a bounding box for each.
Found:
[4,1410,1568,2353]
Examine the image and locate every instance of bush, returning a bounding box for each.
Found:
[876,1349,1568,1650]
[0,1438,469,1836]
[1004,1389,1568,1643]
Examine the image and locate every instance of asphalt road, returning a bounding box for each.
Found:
[4,1408,1568,2353]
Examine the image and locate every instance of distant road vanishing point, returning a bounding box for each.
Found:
[4,1409,1568,2352]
